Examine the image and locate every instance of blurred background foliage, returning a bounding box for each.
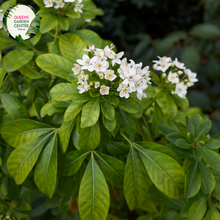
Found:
[90,0,220,135]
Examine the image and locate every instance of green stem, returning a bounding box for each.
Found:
[120,132,131,144]
[9,73,21,96]
[54,24,59,42]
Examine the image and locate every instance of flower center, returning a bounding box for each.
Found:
[107,73,113,78]
[178,87,182,92]
[122,88,128,93]
[101,87,106,92]
[97,63,102,68]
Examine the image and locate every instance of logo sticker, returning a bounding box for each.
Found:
[3,4,40,41]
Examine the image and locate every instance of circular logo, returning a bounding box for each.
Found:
[3,4,40,41]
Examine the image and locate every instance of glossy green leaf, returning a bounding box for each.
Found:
[102,116,116,132]
[0,93,27,118]
[34,133,58,198]
[152,102,163,136]
[186,116,195,135]
[59,33,87,62]
[175,139,191,149]
[79,121,100,151]
[78,153,110,220]
[193,148,202,162]
[166,133,184,144]
[107,141,129,156]
[119,109,136,135]
[58,119,75,154]
[95,152,125,188]
[81,97,100,128]
[36,54,73,79]
[199,161,215,194]
[1,119,54,148]
[40,102,57,118]
[72,92,93,103]
[185,161,201,199]
[57,16,69,31]
[157,124,181,135]
[166,93,177,120]
[135,145,185,199]
[118,98,139,113]
[204,139,220,149]
[50,83,78,101]
[101,101,115,120]
[124,147,151,210]
[19,63,44,79]
[0,67,6,88]
[7,135,50,184]
[102,95,119,105]
[64,102,84,122]
[40,14,58,33]
[188,197,207,220]
[200,147,220,171]
[58,150,89,176]
[3,50,34,72]
[191,114,204,137]
[197,120,212,137]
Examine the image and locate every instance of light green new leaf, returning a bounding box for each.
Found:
[3,50,34,72]
[200,147,220,171]
[101,101,115,120]
[36,54,73,79]
[184,161,201,199]
[58,150,89,176]
[58,119,75,154]
[40,102,57,118]
[7,135,50,184]
[1,119,54,148]
[50,83,78,101]
[79,153,110,220]
[119,109,136,135]
[40,14,58,33]
[124,147,151,210]
[188,197,207,220]
[166,93,177,120]
[64,102,84,122]
[95,152,125,188]
[34,133,58,198]
[79,121,100,151]
[199,161,215,194]
[73,29,103,48]
[0,93,27,118]
[118,98,140,114]
[135,145,185,199]
[59,33,87,62]
[81,98,100,128]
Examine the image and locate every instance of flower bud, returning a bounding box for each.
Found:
[162,73,167,78]
[153,64,158,70]
[177,70,183,75]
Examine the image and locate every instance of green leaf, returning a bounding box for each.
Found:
[135,145,185,199]
[72,92,93,103]
[40,102,57,118]
[186,116,195,135]
[124,147,151,210]
[166,133,184,144]
[185,161,201,199]
[19,63,44,79]
[36,54,73,79]
[0,93,27,118]
[190,23,220,38]
[197,120,212,137]
[50,83,78,101]
[40,14,58,33]
[95,152,125,188]
[118,98,140,114]
[78,153,110,220]
[73,29,103,48]
[59,33,87,63]
[0,67,6,88]
[3,50,34,72]
[175,139,191,149]
[57,16,69,31]
[152,102,163,136]
[150,71,160,85]
[193,148,202,162]
[81,98,100,128]
[107,141,129,156]
[58,119,75,154]
[188,197,207,220]
[101,101,115,120]
[191,114,204,137]
[157,124,181,135]
[79,121,100,151]
[7,135,50,184]
[7,178,20,201]
[172,94,189,108]
[102,95,119,105]
[204,139,220,149]
[166,93,177,120]
[34,133,58,198]
[64,102,84,122]
[58,150,89,176]
[1,119,54,148]
[180,47,200,71]
[119,109,136,135]
[102,116,116,132]
[199,161,215,194]
[200,147,220,171]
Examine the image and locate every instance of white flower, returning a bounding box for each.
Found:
[85,19,92,23]
[162,73,167,78]
[123,68,142,88]
[92,57,109,72]
[83,74,89,81]
[152,56,172,72]
[175,82,187,98]
[76,54,97,71]
[184,69,191,76]
[188,72,198,83]
[64,0,75,2]
[173,58,185,69]
[77,82,90,94]
[72,64,81,75]
[83,45,95,52]
[99,73,104,79]
[94,82,100,88]
[0,14,3,29]
[110,51,124,66]
[153,64,158,70]
[100,85,110,95]
[104,70,117,81]
[186,82,194,87]
[117,84,132,99]
[74,2,84,13]
[44,0,53,7]
[136,80,148,94]
[54,0,65,9]
[137,92,147,100]
[177,70,183,75]
[168,72,178,83]
[157,60,171,72]
[94,49,105,59]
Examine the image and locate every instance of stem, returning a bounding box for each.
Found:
[54,24,59,42]
[120,132,131,144]
[9,73,21,96]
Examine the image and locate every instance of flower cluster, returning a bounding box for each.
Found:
[44,0,84,12]
[153,56,198,98]
[0,9,3,29]
[72,44,151,100]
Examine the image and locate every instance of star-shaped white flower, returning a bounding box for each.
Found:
[188,72,198,83]
[44,0,53,7]
[175,82,187,98]
[173,58,185,69]
[168,72,179,83]
[104,70,117,81]
[100,85,110,95]
[54,0,65,9]
[72,64,81,75]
